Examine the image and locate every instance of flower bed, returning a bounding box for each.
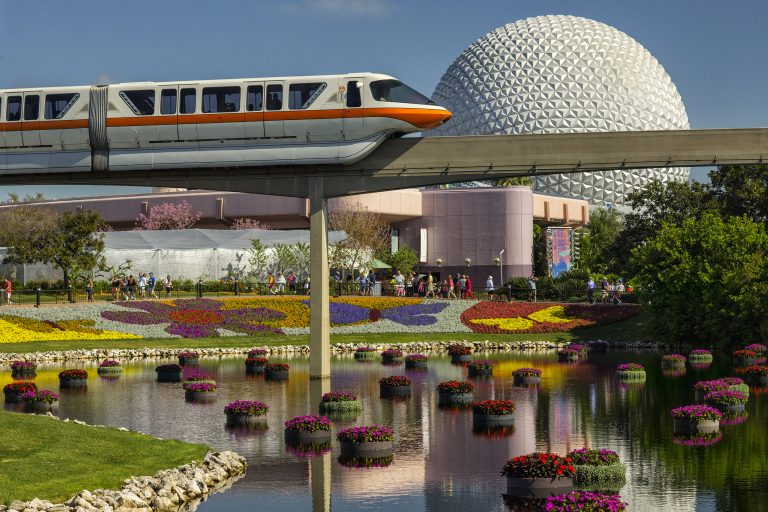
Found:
[264,362,290,379]
[354,346,378,360]
[10,361,36,374]
[566,448,626,489]
[447,343,471,356]
[733,349,758,365]
[245,357,269,374]
[379,375,411,396]
[4,382,37,403]
[185,381,217,402]
[467,360,494,377]
[247,348,269,357]
[284,415,332,443]
[671,404,722,433]
[473,399,515,416]
[59,369,88,388]
[319,391,363,413]
[513,367,542,385]
[745,344,767,354]
[404,354,427,368]
[694,379,729,401]
[182,370,215,389]
[337,425,394,457]
[178,351,199,365]
[744,365,768,385]
[22,389,60,413]
[502,453,575,492]
[721,377,750,397]
[661,354,686,366]
[224,400,268,426]
[97,359,122,374]
[688,349,713,362]
[615,363,645,381]
[704,389,748,411]
[381,349,403,362]
[545,492,628,512]
[437,380,475,395]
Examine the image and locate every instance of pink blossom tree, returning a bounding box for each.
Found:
[230,218,271,230]
[134,201,202,230]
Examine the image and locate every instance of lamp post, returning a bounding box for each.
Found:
[499,248,505,284]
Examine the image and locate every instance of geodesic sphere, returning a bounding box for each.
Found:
[429,15,690,206]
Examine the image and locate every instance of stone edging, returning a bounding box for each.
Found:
[0,413,247,512]
[0,339,660,363]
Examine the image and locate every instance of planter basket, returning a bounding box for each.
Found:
[11,369,36,377]
[245,363,266,375]
[558,353,580,362]
[185,390,217,403]
[319,400,363,414]
[673,417,719,434]
[438,391,473,404]
[513,375,541,386]
[689,353,713,363]
[615,370,646,382]
[572,462,627,489]
[226,412,267,427]
[473,411,515,426]
[178,356,199,366]
[451,354,471,364]
[339,440,393,457]
[284,429,332,444]
[661,360,686,368]
[380,384,411,397]
[354,351,378,361]
[734,357,758,366]
[748,375,768,386]
[506,476,573,495]
[156,370,183,383]
[25,402,55,414]
[405,360,427,370]
[97,366,123,375]
[381,355,403,364]
[59,378,87,389]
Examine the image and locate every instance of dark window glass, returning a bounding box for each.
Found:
[119,90,156,115]
[246,85,263,111]
[161,89,177,115]
[202,86,240,113]
[288,82,326,110]
[23,95,39,120]
[370,79,434,105]
[6,96,21,121]
[180,88,196,114]
[45,93,79,119]
[266,85,283,111]
[346,81,362,108]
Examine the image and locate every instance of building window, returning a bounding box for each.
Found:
[346,81,361,108]
[246,85,263,111]
[391,228,399,254]
[202,86,240,113]
[180,88,196,114]
[44,93,79,119]
[266,84,283,111]
[160,89,177,115]
[288,82,326,110]
[120,90,156,115]
[23,95,39,120]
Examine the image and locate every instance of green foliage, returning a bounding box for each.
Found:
[709,164,768,222]
[248,239,269,280]
[271,242,295,274]
[381,246,419,275]
[573,463,627,489]
[532,224,548,276]
[577,208,623,273]
[494,176,532,186]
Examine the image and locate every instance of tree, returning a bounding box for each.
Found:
[494,176,532,186]
[135,201,202,230]
[531,224,548,276]
[247,239,269,281]
[709,164,768,224]
[577,207,623,273]
[381,246,419,275]
[290,242,311,278]
[230,218,271,230]
[328,202,390,278]
[2,192,46,204]
[270,242,296,274]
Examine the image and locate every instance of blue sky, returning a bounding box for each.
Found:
[1,0,766,199]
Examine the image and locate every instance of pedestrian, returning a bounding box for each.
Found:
[394,271,405,297]
[139,273,147,298]
[276,272,286,294]
[1,276,12,305]
[288,271,296,293]
[417,278,425,296]
[120,277,129,300]
[440,279,448,298]
[527,275,538,302]
[425,274,436,298]
[358,273,367,296]
[447,274,457,299]
[485,275,494,300]
[601,278,609,303]
[85,276,94,302]
[458,275,467,299]
[268,272,275,295]
[465,275,475,300]
[163,275,172,298]
[111,275,120,301]
[615,279,625,304]
[405,273,414,297]
[148,272,158,299]
[367,270,377,296]
[127,275,137,300]
[587,276,596,304]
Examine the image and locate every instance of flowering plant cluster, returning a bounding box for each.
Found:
[379,376,411,386]
[616,363,644,372]
[321,391,358,402]
[545,491,628,511]
[733,349,757,359]
[22,390,59,404]
[672,431,723,447]
[722,377,744,385]
[744,365,768,377]
[99,360,121,367]
[58,369,88,380]
[155,364,182,372]
[178,351,199,359]
[566,448,620,466]
[693,380,729,393]
[247,348,268,357]
[245,357,269,365]
[405,354,427,362]
[473,399,516,415]
[513,367,542,377]
[744,344,767,354]
[185,382,216,392]
[468,360,494,370]
[183,370,213,382]
[501,453,575,479]
[284,415,332,432]
[336,425,394,443]
[662,354,686,363]
[565,343,588,352]
[689,349,712,356]
[4,382,37,394]
[558,347,582,355]
[265,362,290,371]
[447,344,471,356]
[224,400,268,416]
[10,361,36,371]
[355,346,377,353]
[0,315,140,343]
[670,404,722,421]
[381,349,403,358]
[437,380,475,394]
[704,389,748,407]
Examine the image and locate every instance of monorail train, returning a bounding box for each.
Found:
[0,72,451,173]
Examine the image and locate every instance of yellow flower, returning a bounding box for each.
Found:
[0,316,141,343]
[528,306,574,324]
[470,317,534,331]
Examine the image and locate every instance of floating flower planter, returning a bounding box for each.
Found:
[182,370,216,390]
[447,344,472,363]
[437,380,475,404]
[184,382,217,402]
[337,425,394,457]
[721,377,750,398]
[467,360,494,378]
[245,357,268,375]
[404,354,428,369]
[58,369,88,388]
[501,452,575,495]
[3,382,37,404]
[473,399,515,426]
[177,351,200,366]
[704,389,748,412]
[557,347,581,362]
[284,415,333,444]
[10,361,36,377]
[264,362,290,380]
[671,404,722,434]
[661,354,686,368]
[744,344,767,355]
[694,379,729,402]
[354,347,378,361]
[97,359,123,375]
[155,364,183,382]
[744,365,768,386]
[224,400,268,426]
[319,391,363,414]
[615,363,645,382]
[247,348,269,358]
[22,389,59,414]
[733,349,758,366]
[544,491,628,511]
[672,431,723,447]
[566,448,626,491]
[379,375,411,397]
[381,349,403,364]
[513,368,542,386]
[688,349,713,363]
[337,454,394,469]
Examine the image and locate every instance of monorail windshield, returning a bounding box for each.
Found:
[370,80,435,105]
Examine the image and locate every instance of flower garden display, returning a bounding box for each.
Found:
[97,359,123,375]
[688,349,713,363]
[566,448,626,490]
[3,382,37,404]
[284,415,332,444]
[544,491,628,512]
[501,453,575,493]
[178,351,199,366]
[337,425,394,456]
[379,375,412,397]
[182,370,216,390]
[704,389,748,412]
[21,389,59,413]
[381,349,403,363]
[743,365,768,386]
[513,367,542,386]
[447,344,472,363]
[155,364,183,382]
[694,379,729,402]
[245,357,269,375]
[354,346,378,361]
[473,399,515,426]
[437,380,475,404]
[10,361,36,376]
[58,369,88,388]
[744,344,767,355]
[247,348,269,358]
[733,349,758,366]
[184,381,217,402]
[615,363,645,382]
[318,391,363,414]
[404,354,428,369]
[671,404,722,433]
[672,431,723,447]
[264,362,290,380]
[224,400,268,426]
[467,360,494,377]
[337,454,394,469]
[661,354,686,367]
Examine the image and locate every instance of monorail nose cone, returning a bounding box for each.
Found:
[441,109,452,124]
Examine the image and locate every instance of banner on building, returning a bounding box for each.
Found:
[547,227,572,277]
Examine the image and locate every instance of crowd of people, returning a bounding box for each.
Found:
[587,276,632,304]
[109,273,174,301]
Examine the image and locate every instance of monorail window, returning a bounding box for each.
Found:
[161,89,177,115]
[266,85,283,111]
[202,87,241,113]
[6,96,21,121]
[288,82,326,110]
[44,93,79,119]
[180,88,196,114]
[370,80,435,105]
[346,81,361,108]
[246,85,263,111]
[120,90,156,115]
[23,95,39,121]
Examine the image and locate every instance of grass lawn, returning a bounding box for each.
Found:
[0,311,652,354]
[0,411,208,505]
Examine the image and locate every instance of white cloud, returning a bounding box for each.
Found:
[277,0,392,17]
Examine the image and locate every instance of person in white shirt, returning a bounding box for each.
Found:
[139,273,147,298]
[485,276,494,300]
[276,272,286,295]
[394,271,405,297]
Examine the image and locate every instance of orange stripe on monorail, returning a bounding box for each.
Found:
[0,119,88,131]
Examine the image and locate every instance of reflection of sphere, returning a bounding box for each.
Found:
[429,15,690,205]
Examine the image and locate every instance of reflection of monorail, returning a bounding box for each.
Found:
[0,73,451,173]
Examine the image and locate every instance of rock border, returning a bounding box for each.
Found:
[0,413,247,512]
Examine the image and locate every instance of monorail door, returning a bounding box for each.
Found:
[343,77,365,141]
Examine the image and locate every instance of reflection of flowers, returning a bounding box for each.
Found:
[672,431,723,447]
[101,299,284,338]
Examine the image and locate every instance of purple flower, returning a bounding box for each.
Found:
[224,400,268,416]
[545,491,628,511]
[380,302,449,326]
[336,425,394,442]
[284,415,332,432]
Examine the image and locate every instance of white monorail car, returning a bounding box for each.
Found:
[0,73,451,173]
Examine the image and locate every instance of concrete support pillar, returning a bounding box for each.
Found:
[310,453,331,512]
[309,178,331,379]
